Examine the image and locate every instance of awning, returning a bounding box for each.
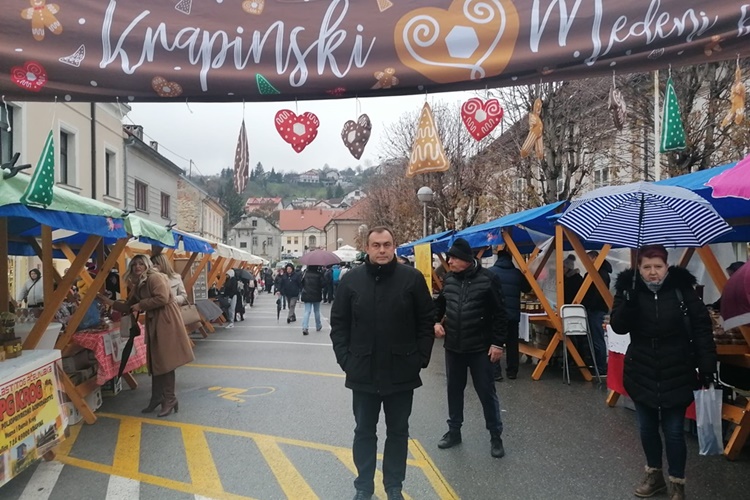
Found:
[173,230,215,254]
[396,230,454,257]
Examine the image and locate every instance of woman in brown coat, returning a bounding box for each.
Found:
[99,254,194,417]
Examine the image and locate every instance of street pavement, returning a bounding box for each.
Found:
[2,291,749,499]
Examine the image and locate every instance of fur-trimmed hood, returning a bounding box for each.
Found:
[614,265,697,293]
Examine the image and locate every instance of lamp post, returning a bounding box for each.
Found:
[417,186,434,238]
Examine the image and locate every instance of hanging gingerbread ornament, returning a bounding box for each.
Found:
[660,76,686,152]
[274,109,319,153]
[608,84,627,131]
[406,102,449,177]
[520,98,544,160]
[341,114,371,160]
[721,62,745,127]
[461,98,503,141]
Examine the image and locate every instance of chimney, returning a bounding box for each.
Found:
[123,124,143,140]
[150,140,159,151]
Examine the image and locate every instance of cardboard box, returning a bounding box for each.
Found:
[61,350,92,373]
[101,377,122,397]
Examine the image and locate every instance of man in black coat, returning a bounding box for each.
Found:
[278,263,302,323]
[434,238,508,459]
[331,227,435,500]
[581,250,613,376]
[488,249,531,380]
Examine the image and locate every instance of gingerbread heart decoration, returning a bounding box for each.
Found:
[406,102,449,177]
[11,61,47,92]
[461,98,503,141]
[341,114,372,160]
[395,0,519,84]
[275,110,320,153]
[151,76,182,98]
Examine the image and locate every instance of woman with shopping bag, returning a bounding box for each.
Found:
[610,245,716,500]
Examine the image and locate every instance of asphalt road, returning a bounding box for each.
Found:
[2,292,749,499]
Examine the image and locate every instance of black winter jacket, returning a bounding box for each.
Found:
[330,256,436,395]
[581,259,612,312]
[279,271,302,298]
[610,266,716,409]
[435,260,508,353]
[487,253,531,322]
[301,269,323,303]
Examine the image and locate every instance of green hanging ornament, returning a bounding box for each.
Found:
[20,130,55,207]
[256,74,280,95]
[660,77,686,152]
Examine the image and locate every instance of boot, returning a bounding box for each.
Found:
[142,375,164,413]
[385,488,404,500]
[635,467,667,498]
[437,430,462,449]
[490,433,505,458]
[668,477,685,500]
[158,371,179,417]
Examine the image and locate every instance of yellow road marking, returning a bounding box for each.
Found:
[55,422,81,456]
[209,386,249,402]
[55,453,256,500]
[254,435,318,499]
[112,418,141,477]
[182,427,224,492]
[187,363,344,378]
[409,439,460,500]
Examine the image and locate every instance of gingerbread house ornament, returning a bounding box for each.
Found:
[406,102,449,177]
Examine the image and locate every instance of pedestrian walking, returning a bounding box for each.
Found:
[434,238,508,458]
[245,273,256,307]
[222,270,239,328]
[301,265,324,335]
[278,263,302,323]
[581,250,613,376]
[15,268,44,308]
[274,269,286,309]
[487,249,531,381]
[322,266,333,303]
[330,226,435,500]
[610,244,716,500]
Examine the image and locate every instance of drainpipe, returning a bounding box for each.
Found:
[90,103,97,199]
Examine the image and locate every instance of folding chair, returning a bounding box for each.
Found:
[560,305,602,385]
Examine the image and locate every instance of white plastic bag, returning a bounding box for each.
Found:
[693,385,724,456]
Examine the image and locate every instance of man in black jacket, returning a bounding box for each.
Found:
[277,263,302,323]
[331,227,435,500]
[581,250,613,376]
[488,249,531,380]
[434,238,508,458]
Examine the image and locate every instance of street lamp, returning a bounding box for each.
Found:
[417,186,434,238]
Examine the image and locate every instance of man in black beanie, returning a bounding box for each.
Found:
[434,238,509,458]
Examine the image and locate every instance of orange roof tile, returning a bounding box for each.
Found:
[278,209,337,231]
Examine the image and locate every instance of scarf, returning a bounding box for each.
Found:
[642,271,669,294]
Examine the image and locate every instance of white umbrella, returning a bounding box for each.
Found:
[333,245,359,262]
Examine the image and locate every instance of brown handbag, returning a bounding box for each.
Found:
[180,303,201,326]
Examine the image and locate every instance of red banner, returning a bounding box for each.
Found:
[0,0,748,102]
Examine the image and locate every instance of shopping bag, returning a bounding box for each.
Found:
[180,304,201,326]
[693,385,724,456]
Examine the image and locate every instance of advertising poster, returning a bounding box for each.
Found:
[0,351,66,487]
[414,243,433,293]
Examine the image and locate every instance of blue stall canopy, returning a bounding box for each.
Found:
[174,229,215,254]
[655,161,750,243]
[396,230,454,257]
[454,202,566,253]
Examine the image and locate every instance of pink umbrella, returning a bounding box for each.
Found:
[721,262,750,330]
[706,155,750,200]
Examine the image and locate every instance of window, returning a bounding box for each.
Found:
[160,192,170,219]
[239,242,247,248]
[252,236,258,246]
[251,219,258,227]
[267,237,273,247]
[135,180,148,211]
[59,131,70,185]
[294,237,299,245]
[594,167,610,189]
[0,106,13,164]
[286,237,292,245]
[308,235,316,248]
[105,151,115,196]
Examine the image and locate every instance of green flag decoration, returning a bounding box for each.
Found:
[659,77,686,152]
[20,130,55,207]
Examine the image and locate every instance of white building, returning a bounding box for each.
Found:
[227,214,282,261]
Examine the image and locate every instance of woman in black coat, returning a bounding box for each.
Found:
[610,245,716,500]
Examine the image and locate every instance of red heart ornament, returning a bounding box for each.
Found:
[274,109,320,153]
[461,98,503,141]
[11,61,47,92]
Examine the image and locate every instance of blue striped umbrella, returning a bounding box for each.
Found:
[558,182,731,248]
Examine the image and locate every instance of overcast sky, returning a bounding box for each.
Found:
[126,90,477,177]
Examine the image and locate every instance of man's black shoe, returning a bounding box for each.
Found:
[352,491,372,500]
[507,373,517,380]
[386,488,404,500]
[437,431,462,449]
[494,372,504,382]
[490,434,505,458]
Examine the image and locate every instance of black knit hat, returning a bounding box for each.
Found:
[447,238,474,262]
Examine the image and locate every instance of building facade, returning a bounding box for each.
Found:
[324,203,368,251]
[227,214,281,261]
[277,209,336,257]
[177,177,227,243]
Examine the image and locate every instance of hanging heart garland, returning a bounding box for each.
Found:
[341,114,372,160]
[274,109,320,153]
[460,98,503,141]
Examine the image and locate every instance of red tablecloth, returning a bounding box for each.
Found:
[607,350,696,419]
[73,324,147,385]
